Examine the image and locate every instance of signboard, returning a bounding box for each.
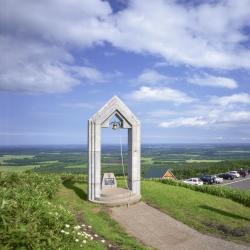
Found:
[105,178,115,186]
[102,173,117,189]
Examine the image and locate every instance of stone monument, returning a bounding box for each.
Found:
[88,96,141,206]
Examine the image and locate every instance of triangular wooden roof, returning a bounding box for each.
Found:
[144,167,176,179]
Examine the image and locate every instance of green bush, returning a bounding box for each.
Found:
[0,172,97,249]
[156,178,250,207]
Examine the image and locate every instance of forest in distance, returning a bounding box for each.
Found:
[0,144,250,179]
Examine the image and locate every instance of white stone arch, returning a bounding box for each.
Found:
[88,96,141,202]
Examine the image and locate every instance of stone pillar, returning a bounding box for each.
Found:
[128,124,141,195]
[88,119,101,201]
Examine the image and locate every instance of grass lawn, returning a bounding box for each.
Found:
[141,181,250,245]
[0,165,39,172]
[53,178,151,250]
[0,154,34,163]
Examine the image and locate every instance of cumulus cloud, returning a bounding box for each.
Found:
[0,0,114,47]
[109,0,250,69]
[210,93,250,106]
[159,110,250,128]
[136,69,169,84]
[188,74,238,89]
[1,0,250,94]
[157,100,250,129]
[0,36,109,93]
[128,86,195,104]
[0,0,113,94]
[160,117,208,128]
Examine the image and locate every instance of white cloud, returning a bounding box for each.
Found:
[136,69,169,84]
[188,74,238,89]
[0,0,113,94]
[210,93,250,106]
[0,36,108,93]
[1,0,250,94]
[0,0,114,47]
[160,117,208,128]
[109,0,250,69]
[128,86,195,104]
[148,110,180,117]
[220,111,250,122]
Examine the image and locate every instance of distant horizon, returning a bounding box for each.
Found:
[1,142,250,148]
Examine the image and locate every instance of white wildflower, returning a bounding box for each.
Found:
[88,225,92,228]
[81,224,85,227]
[60,230,65,233]
[75,239,79,242]
[94,234,98,237]
[82,240,86,244]
[65,224,70,228]
[101,239,105,243]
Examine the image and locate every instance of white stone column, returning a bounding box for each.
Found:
[88,119,101,201]
[128,124,141,196]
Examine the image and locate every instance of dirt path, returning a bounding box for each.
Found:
[110,202,250,250]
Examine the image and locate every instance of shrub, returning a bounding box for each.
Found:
[0,172,94,249]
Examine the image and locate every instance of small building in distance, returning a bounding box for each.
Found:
[144,167,177,180]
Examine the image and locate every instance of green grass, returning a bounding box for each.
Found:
[65,164,87,169]
[0,155,34,163]
[0,165,39,172]
[54,177,151,250]
[141,181,250,244]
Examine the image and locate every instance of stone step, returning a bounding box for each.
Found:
[98,192,134,202]
[94,194,141,207]
[100,189,133,200]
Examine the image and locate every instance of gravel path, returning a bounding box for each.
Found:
[110,202,250,250]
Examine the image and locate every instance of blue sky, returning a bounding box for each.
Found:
[0,0,250,145]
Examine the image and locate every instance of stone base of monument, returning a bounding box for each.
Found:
[94,188,141,207]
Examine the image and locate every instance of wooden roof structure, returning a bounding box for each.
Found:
[144,167,176,179]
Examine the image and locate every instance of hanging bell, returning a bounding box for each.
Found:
[112,122,120,130]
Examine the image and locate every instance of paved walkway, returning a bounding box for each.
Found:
[110,202,250,250]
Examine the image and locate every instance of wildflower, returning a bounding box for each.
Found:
[64,231,69,235]
[82,240,86,244]
[101,239,105,243]
[60,230,65,233]
[88,225,92,228]
[65,224,70,228]
[90,237,93,240]
[109,244,112,247]
[81,224,85,227]
[75,239,79,242]
[74,225,81,230]
[77,232,81,236]
[94,234,98,237]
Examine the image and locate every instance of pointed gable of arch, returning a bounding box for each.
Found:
[89,96,140,128]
